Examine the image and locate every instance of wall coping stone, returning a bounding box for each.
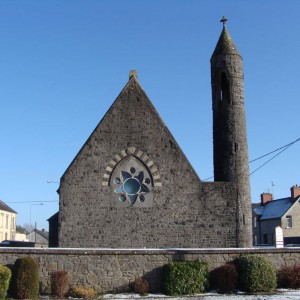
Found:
[1,247,300,255]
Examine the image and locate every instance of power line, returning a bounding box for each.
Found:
[203,137,300,181]
[249,137,300,163]
[249,140,296,176]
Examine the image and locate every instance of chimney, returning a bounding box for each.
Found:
[261,193,273,205]
[291,185,300,199]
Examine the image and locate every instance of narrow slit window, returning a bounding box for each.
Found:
[220,72,230,102]
[235,142,239,152]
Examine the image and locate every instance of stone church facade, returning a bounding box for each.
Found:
[55,21,252,248]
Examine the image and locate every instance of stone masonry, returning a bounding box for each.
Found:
[0,248,299,293]
[57,21,252,248]
[211,24,252,247]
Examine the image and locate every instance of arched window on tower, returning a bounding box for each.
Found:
[220,72,230,102]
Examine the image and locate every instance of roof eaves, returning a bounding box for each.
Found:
[260,217,281,222]
[0,200,17,214]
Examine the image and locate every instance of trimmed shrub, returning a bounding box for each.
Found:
[51,270,68,297]
[210,263,238,293]
[237,255,276,293]
[133,277,150,295]
[69,286,96,299]
[0,265,11,299]
[10,257,39,299]
[163,260,208,296]
[277,264,300,289]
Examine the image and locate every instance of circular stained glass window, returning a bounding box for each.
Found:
[123,178,141,195]
[114,169,150,205]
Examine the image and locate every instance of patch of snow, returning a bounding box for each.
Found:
[102,290,300,299]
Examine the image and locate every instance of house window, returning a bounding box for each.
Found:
[263,234,268,244]
[286,216,292,228]
[0,213,3,228]
[5,215,9,229]
[253,216,257,228]
[253,235,257,246]
[11,217,15,230]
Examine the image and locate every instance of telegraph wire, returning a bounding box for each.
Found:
[249,137,300,163]
[249,140,296,176]
[5,138,299,200]
[203,137,300,181]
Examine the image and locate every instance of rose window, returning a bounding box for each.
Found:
[114,169,150,205]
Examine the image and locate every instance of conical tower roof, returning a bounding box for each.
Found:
[211,24,241,59]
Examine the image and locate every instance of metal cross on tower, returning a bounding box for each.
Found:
[220,16,228,28]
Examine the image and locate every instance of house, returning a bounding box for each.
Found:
[26,229,49,247]
[15,232,28,241]
[0,200,17,241]
[50,19,252,248]
[47,212,58,247]
[253,185,300,246]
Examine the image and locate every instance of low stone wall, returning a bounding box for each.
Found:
[0,247,300,293]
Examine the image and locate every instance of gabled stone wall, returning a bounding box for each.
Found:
[58,77,242,248]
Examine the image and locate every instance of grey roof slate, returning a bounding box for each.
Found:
[0,200,17,214]
[254,197,297,220]
[27,229,49,240]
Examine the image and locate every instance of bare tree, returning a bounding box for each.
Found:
[22,223,34,234]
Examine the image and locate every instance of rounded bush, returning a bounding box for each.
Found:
[10,257,39,299]
[0,265,11,300]
[277,264,300,289]
[51,270,68,297]
[237,255,276,293]
[163,260,208,296]
[210,263,238,293]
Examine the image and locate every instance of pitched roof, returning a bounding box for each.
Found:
[254,197,300,220]
[211,27,241,59]
[0,200,17,214]
[60,72,200,183]
[47,211,58,222]
[27,229,49,240]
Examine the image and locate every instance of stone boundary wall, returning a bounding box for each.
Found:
[0,247,300,293]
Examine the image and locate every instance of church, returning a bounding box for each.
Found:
[50,19,252,248]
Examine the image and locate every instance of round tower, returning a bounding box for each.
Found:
[210,17,252,247]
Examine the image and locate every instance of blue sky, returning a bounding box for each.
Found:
[0,1,299,230]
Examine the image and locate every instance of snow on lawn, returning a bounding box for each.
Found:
[102,290,300,299]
